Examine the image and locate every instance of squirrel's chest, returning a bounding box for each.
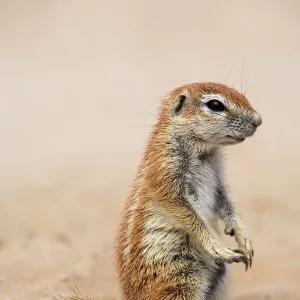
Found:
[184,159,219,220]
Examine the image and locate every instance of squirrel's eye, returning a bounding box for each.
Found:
[206,100,226,112]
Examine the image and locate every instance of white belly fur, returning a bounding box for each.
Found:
[190,158,219,223]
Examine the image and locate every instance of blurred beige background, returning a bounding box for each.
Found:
[0,0,299,299]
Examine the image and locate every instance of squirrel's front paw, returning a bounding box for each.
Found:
[224,225,254,268]
[213,247,250,271]
[235,232,254,267]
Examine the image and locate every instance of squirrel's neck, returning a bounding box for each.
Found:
[141,125,219,199]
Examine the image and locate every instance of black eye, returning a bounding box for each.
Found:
[206,100,226,112]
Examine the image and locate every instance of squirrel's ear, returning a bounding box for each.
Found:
[173,90,189,115]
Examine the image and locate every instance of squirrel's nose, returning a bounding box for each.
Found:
[252,113,262,127]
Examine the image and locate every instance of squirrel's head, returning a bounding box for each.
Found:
[161,82,262,146]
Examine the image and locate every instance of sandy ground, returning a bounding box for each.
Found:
[0,1,300,299]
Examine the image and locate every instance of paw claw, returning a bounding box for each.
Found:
[222,248,249,270]
[244,260,248,268]
[232,248,245,255]
[233,232,254,269]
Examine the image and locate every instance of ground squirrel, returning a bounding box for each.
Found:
[115,82,262,300]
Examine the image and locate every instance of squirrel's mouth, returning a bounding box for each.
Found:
[225,135,245,142]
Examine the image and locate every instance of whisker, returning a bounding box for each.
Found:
[244,83,253,96]
[244,73,252,96]
[240,57,246,94]
[127,124,155,128]
[225,64,236,86]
